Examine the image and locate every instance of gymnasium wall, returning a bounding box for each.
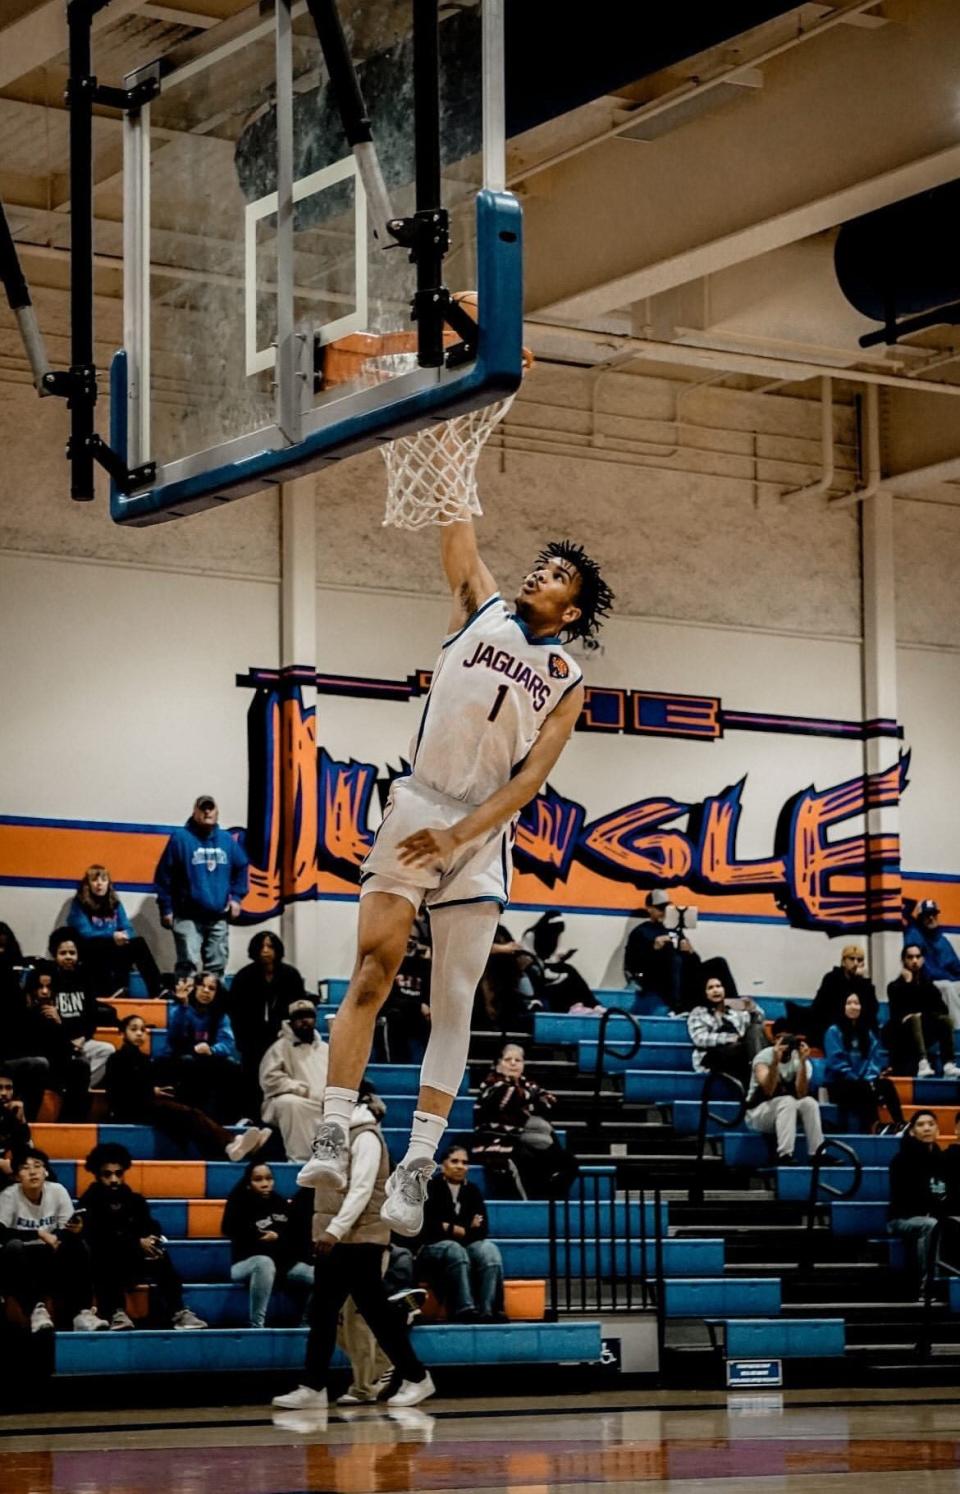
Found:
[0,366,957,998]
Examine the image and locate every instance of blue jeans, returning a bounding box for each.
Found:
[418,1238,504,1316]
[231,1254,276,1328]
[889,1215,938,1291]
[173,915,229,976]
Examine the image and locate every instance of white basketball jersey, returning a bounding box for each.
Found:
[409,593,583,805]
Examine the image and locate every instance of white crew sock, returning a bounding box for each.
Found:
[402,1110,448,1167]
[323,1086,358,1133]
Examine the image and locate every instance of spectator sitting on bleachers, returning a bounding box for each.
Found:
[474,1043,578,1199]
[0,968,54,1121]
[745,1034,824,1163]
[81,1141,207,1331]
[167,971,243,1123]
[379,926,432,1064]
[24,964,93,1120]
[0,1069,30,1187]
[273,1087,433,1412]
[904,899,960,1029]
[798,945,879,1050]
[0,921,27,992]
[687,975,764,1091]
[417,1143,505,1322]
[823,993,904,1133]
[154,794,249,977]
[47,926,114,1090]
[886,945,959,1079]
[0,1147,108,1333]
[222,1161,314,1328]
[66,865,167,1000]
[888,1110,953,1297]
[105,1013,269,1163]
[477,924,541,1030]
[228,931,306,1105]
[259,998,329,1162]
[519,912,596,1014]
[624,891,702,1011]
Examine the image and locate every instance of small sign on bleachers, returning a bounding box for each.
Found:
[726,1358,783,1388]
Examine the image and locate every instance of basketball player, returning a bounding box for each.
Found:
[298,519,613,1234]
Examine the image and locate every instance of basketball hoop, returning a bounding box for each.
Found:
[321,312,531,530]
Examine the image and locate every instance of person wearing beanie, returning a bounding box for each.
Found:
[803,946,879,1048]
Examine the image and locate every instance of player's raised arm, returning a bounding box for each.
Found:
[440,519,498,633]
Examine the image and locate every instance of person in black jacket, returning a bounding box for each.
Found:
[82,1142,206,1330]
[105,1015,269,1163]
[23,964,90,1118]
[799,946,879,1048]
[227,932,306,1106]
[47,927,114,1090]
[0,1069,31,1188]
[886,945,959,1078]
[888,1110,951,1296]
[222,1161,314,1327]
[417,1144,504,1320]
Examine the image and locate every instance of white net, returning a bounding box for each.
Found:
[360,351,518,529]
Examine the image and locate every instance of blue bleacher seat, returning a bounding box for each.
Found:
[723,1317,844,1358]
[777,1165,889,1203]
[580,1041,692,1074]
[665,1278,781,1318]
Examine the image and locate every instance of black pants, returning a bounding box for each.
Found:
[80,936,164,998]
[698,1033,765,1093]
[829,1075,904,1130]
[1,1234,94,1319]
[91,1240,184,1320]
[170,1053,243,1124]
[144,1096,232,1161]
[304,1244,425,1392]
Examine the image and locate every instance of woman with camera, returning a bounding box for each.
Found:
[687,973,765,1091]
[745,1032,824,1162]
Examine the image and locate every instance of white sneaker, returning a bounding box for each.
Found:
[380,1158,435,1237]
[943,1062,960,1079]
[73,1309,109,1332]
[387,1371,435,1408]
[272,1384,328,1410]
[387,1406,436,1436]
[225,1125,270,1162]
[172,1307,208,1330]
[918,1058,935,1078]
[30,1303,54,1334]
[272,1409,329,1434]
[336,1389,377,1405]
[296,1122,350,1189]
[109,1310,135,1331]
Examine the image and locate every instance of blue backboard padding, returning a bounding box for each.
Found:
[111,192,523,525]
[56,1320,603,1374]
[724,1318,844,1358]
[665,1278,780,1318]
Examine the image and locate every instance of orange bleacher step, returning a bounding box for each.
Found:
[418,1278,545,1323]
[103,997,169,1028]
[94,1025,152,1054]
[901,1103,959,1143]
[188,1199,226,1238]
[76,1160,206,1198]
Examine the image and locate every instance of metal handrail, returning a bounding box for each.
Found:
[800,1137,863,1270]
[690,1070,746,1205]
[591,1007,642,1134]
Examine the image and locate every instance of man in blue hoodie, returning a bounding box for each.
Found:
[154,796,249,977]
[904,898,960,1029]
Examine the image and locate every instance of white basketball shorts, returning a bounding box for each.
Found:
[360,774,513,913]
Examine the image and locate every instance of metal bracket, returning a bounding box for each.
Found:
[64,73,160,112]
[65,432,156,494]
[385,209,479,368]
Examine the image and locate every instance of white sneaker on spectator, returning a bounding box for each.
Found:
[272,1385,328,1410]
[380,1158,435,1237]
[225,1126,270,1162]
[943,1062,960,1079]
[296,1122,349,1189]
[172,1307,208,1330]
[73,1309,109,1331]
[387,1372,435,1407]
[30,1303,54,1334]
[109,1310,135,1331]
[336,1389,377,1405]
[918,1058,935,1078]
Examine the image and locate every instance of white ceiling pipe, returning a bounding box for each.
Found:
[780,375,834,502]
[880,453,960,493]
[829,382,881,509]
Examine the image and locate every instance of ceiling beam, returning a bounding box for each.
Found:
[0,0,147,91]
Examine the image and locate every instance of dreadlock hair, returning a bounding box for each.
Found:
[535,540,614,647]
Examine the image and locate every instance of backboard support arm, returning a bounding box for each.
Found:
[0,197,52,392]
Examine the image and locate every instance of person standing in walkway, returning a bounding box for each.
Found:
[154,796,248,976]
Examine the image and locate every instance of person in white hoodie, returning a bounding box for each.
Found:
[259,999,329,1162]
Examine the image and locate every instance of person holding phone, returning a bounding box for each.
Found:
[0,1147,107,1332]
[745,1032,825,1163]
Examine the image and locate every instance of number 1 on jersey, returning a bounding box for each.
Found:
[488,683,508,722]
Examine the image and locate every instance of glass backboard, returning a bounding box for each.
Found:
[113,0,522,526]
